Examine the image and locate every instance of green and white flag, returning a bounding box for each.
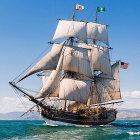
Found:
[97,6,105,12]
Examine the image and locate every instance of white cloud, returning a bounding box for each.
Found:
[1,91,140,113]
[0,97,34,113]
[115,91,140,109]
[122,91,140,99]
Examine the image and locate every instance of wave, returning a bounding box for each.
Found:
[128,131,140,136]
[111,122,140,128]
[1,120,140,139]
[44,119,93,127]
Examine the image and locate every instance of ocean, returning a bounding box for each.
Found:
[0,120,140,140]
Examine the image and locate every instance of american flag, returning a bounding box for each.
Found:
[120,62,128,69]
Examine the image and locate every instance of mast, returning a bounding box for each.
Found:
[94,6,98,23]
[93,6,98,44]
[70,3,76,45]
[87,86,93,108]
[72,3,76,21]
[63,3,76,110]
[87,6,99,107]
[63,100,67,111]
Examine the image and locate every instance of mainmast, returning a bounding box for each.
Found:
[94,6,98,23]
[87,6,99,107]
[93,6,98,44]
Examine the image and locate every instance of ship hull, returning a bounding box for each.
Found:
[40,107,117,126]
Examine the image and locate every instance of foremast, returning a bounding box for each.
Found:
[62,4,81,111]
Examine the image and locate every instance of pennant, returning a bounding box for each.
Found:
[97,6,105,12]
[75,4,84,10]
[120,62,128,69]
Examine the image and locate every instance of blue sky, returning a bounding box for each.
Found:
[0,0,140,112]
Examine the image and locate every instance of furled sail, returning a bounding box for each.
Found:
[53,20,87,42]
[63,45,92,78]
[78,43,112,76]
[90,61,121,104]
[18,41,66,82]
[59,78,92,104]
[87,22,109,45]
[35,46,65,99]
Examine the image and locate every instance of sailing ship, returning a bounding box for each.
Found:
[10,5,123,125]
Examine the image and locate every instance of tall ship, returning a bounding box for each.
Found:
[10,4,124,125]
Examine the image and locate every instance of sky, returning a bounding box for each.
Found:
[0,0,140,113]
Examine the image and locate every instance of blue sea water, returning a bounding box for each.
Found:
[0,120,140,140]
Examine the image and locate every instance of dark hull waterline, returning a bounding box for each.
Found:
[41,107,117,126]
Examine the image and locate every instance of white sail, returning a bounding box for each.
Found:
[35,46,65,99]
[63,45,92,78]
[59,78,92,104]
[35,72,59,98]
[87,22,109,45]
[42,75,49,86]
[99,61,121,100]
[53,20,87,42]
[39,44,93,78]
[18,41,66,82]
[78,43,112,76]
[90,61,121,104]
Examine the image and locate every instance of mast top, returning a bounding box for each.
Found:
[94,6,98,23]
[72,3,76,21]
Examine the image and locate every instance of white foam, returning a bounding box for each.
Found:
[75,125,92,128]
[128,131,140,135]
[43,118,93,127]
[44,119,75,126]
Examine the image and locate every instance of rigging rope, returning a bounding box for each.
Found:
[11,85,28,111]
[10,84,43,118]
[12,44,52,82]
[19,86,39,93]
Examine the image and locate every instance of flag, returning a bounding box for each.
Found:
[120,62,128,69]
[97,6,105,12]
[75,4,84,10]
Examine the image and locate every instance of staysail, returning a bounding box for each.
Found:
[35,46,65,99]
[18,41,66,82]
[53,20,87,42]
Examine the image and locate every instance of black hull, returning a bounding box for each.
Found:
[41,107,117,126]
